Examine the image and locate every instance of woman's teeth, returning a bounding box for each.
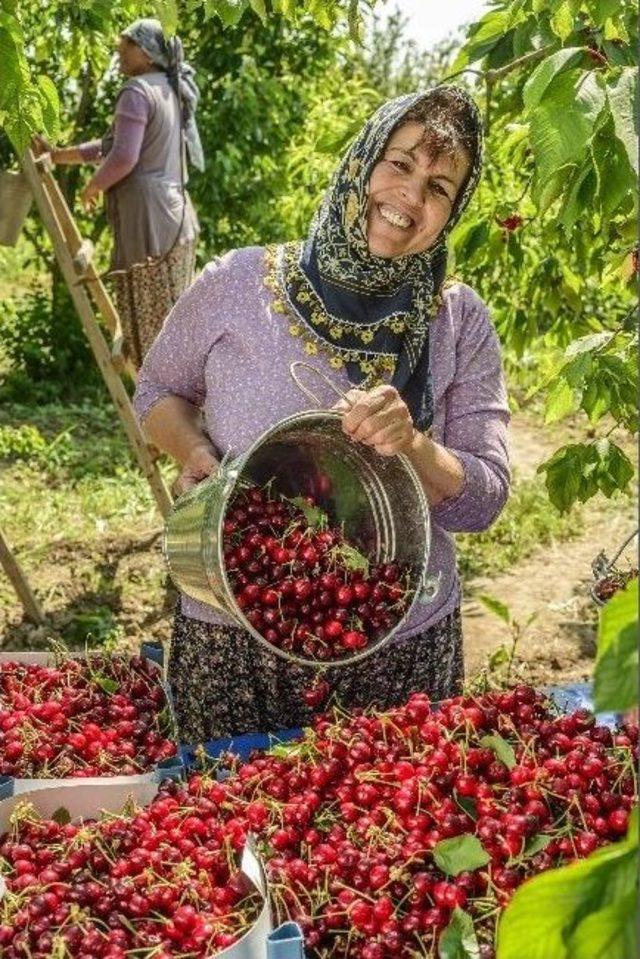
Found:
[379,204,412,229]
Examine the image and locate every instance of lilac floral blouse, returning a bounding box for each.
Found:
[134,245,511,639]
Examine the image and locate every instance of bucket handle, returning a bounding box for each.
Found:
[290,361,353,410]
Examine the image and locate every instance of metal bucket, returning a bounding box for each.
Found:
[164,366,436,667]
[0,170,32,247]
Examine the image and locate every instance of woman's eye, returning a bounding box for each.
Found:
[432,182,451,200]
[390,159,410,172]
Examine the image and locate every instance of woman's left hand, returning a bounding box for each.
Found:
[333,384,416,456]
[80,181,101,211]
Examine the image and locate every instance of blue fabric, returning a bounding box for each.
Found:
[544,682,619,728]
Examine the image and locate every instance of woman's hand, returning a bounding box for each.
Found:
[80,181,101,211]
[172,443,219,498]
[32,134,54,158]
[333,384,416,456]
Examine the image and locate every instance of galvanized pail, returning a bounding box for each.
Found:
[0,170,32,247]
[163,364,437,667]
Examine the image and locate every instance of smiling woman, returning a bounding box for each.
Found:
[368,116,473,257]
[133,85,510,745]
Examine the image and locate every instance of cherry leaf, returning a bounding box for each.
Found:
[433,835,491,876]
[480,733,517,770]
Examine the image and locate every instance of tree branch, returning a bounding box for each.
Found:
[484,44,556,84]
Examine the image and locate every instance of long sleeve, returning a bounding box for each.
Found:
[431,296,510,533]
[91,89,149,192]
[133,255,229,424]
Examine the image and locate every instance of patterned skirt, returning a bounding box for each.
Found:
[168,608,463,745]
[111,239,197,368]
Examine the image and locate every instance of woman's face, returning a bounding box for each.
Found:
[117,36,154,76]
[366,121,471,259]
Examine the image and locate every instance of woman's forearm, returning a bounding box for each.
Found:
[51,146,86,165]
[143,395,216,467]
[405,431,465,507]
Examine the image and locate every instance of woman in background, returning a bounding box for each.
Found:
[38,18,203,367]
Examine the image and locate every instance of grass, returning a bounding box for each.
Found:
[457,471,583,580]
[0,397,174,552]
[1,393,585,586]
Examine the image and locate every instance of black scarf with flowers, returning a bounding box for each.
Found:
[275,85,484,431]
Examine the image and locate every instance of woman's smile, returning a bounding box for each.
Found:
[376,202,415,230]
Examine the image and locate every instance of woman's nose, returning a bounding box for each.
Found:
[400,181,423,209]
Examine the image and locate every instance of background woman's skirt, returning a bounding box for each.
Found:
[112,239,197,368]
[169,608,464,745]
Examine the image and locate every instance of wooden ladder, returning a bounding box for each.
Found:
[0,526,45,625]
[19,148,173,519]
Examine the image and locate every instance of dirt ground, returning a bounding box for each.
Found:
[462,414,637,685]
[1,413,637,688]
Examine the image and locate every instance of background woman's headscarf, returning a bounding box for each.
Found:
[276,85,483,431]
[121,18,205,172]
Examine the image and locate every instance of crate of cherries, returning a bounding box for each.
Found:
[0,685,636,958]
[223,482,416,663]
[0,651,178,788]
[0,780,271,959]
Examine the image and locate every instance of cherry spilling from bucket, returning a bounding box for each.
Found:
[222,483,413,661]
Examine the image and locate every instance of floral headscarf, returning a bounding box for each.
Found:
[273,85,483,431]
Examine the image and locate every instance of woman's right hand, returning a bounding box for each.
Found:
[32,134,55,158]
[172,444,219,498]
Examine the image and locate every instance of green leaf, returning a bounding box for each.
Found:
[478,594,511,624]
[590,0,620,25]
[594,579,639,712]
[533,162,575,213]
[558,160,597,235]
[523,833,553,857]
[333,543,369,574]
[36,75,59,139]
[454,794,478,821]
[537,447,581,512]
[582,380,610,424]
[248,0,267,21]
[94,675,118,695]
[565,331,615,356]
[550,0,575,41]
[569,888,638,959]
[51,806,71,825]
[529,70,606,192]
[290,496,328,530]
[480,734,517,770]
[496,827,638,959]
[439,907,480,959]
[460,9,511,65]
[207,0,248,27]
[522,48,584,110]
[544,378,578,424]
[488,645,510,669]
[591,117,636,222]
[153,0,178,35]
[433,835,491,876]
[607,67,639,174]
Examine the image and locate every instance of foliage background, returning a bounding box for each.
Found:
[1,0,637,510]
